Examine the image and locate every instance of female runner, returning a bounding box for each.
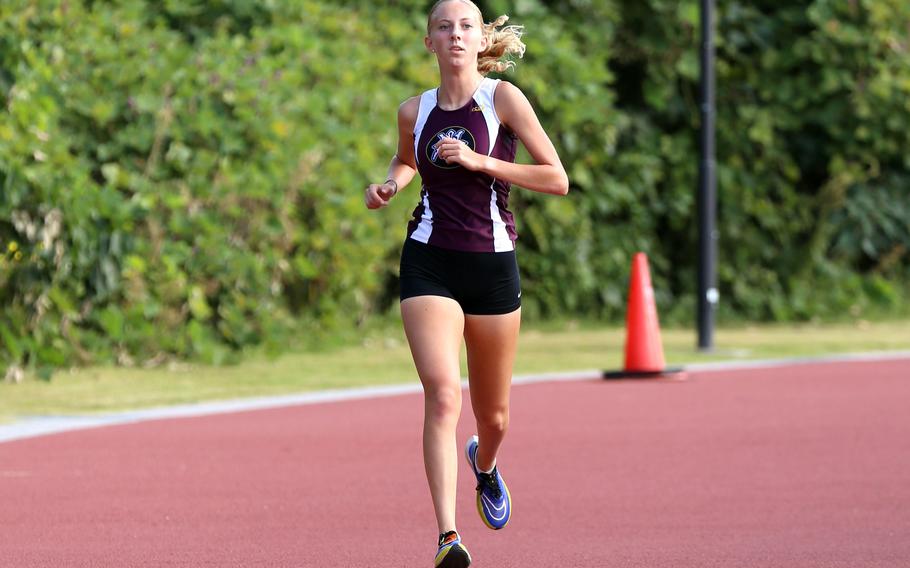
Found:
[364,1,568,565]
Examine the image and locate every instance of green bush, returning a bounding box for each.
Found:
[1,0,422,373]
[1,0,907,377]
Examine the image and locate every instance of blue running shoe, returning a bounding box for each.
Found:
[435,531,471,567]
[464,435,511,530]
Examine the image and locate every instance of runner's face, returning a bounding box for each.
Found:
[425,1,487,67]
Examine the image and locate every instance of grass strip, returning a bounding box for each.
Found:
[1,320,907,422]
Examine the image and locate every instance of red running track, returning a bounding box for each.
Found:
[1,358,909,567]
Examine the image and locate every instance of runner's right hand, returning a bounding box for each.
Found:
[365,181,396,209]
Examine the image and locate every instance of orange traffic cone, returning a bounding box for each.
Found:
[603,253,686,380]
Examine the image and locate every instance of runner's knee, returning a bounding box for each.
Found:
[424,383,462,423]
[476,406,509,434]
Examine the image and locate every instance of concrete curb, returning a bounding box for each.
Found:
[2,350,908,445]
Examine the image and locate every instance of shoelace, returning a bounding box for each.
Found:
[476,468,502,500]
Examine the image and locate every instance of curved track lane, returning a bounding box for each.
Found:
[1,358,908,567]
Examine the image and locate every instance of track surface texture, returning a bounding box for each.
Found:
[1,358,908,567]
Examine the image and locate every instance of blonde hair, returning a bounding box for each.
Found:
[427,0,526,75]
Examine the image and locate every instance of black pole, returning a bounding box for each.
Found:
[697,0,718,351]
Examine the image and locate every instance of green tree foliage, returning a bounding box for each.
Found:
[1,0,907,376]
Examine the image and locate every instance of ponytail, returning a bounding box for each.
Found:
[478,15,525,75]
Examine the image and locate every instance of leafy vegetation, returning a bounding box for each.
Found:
[1,0,908,377]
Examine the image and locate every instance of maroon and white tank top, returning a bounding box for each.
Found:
[407,77,518,253]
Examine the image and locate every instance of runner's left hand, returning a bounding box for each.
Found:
[434,137,486,171]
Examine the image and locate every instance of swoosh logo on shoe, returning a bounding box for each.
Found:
[482,494,508,520]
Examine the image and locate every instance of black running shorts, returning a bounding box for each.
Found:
[399,238,521,315]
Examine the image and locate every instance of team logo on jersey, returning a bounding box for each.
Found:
[427,127,476,169]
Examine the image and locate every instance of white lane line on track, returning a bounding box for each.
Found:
[2,351,908,445]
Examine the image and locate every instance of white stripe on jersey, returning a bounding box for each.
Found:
[411,90,438,244]
[411,187,434,244]
[480,79,511,251]
[489,181,513,252]
[413,89,438,165]
[475,78,501,156]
